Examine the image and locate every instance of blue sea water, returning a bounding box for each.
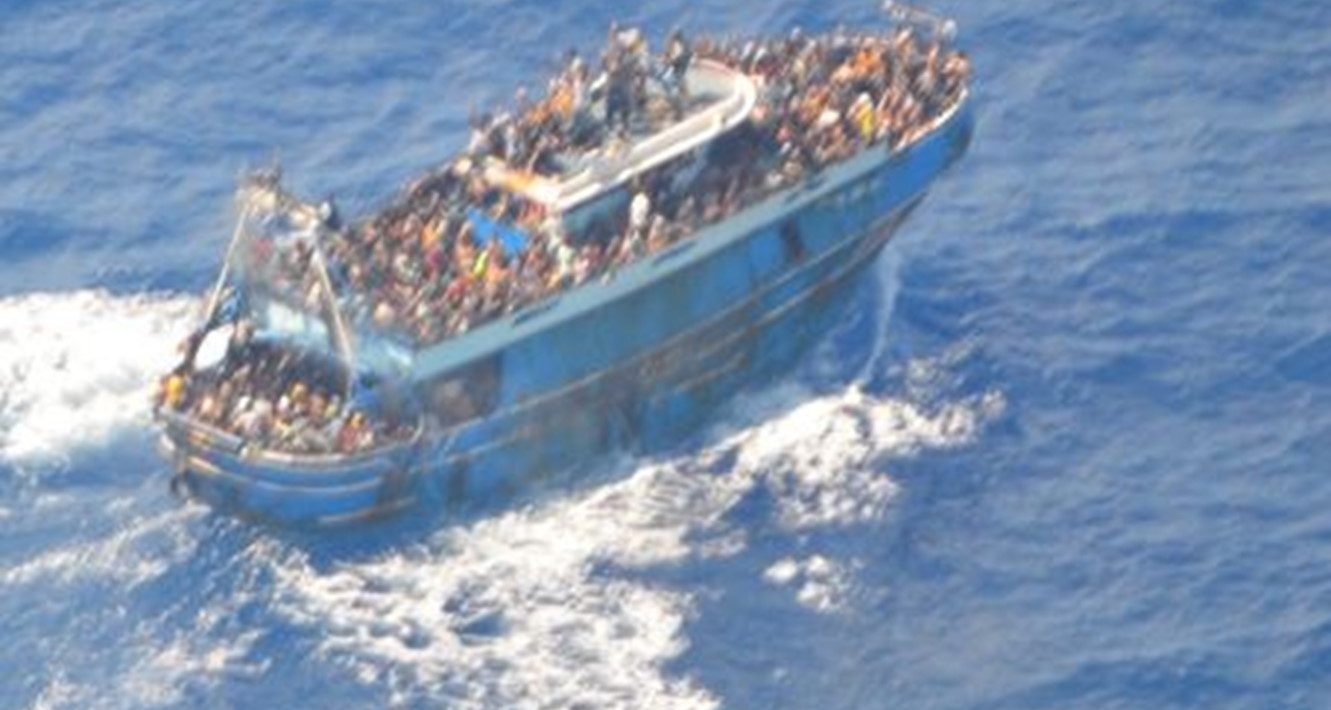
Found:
[1,0,1329,707]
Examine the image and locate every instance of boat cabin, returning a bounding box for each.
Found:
[483,59,756,218]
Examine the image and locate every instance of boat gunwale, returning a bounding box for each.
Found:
[157,407,424,469]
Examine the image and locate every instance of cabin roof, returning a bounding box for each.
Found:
[482,60,758,214]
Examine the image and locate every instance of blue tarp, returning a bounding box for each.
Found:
[467,208,530,257]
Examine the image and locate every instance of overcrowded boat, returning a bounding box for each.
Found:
[155,3,975,525]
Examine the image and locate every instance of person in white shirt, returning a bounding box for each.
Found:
[629,189,651,234]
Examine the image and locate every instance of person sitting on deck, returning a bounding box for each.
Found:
[601,52,635,134]
[336,411,371,454]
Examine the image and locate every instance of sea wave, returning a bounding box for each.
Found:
[262,377,1002,708]
[1,269,1003,709]
[0,289,196,466]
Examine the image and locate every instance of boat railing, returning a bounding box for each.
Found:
[546,59,758,212]
[906,84,969,148]
[158,406,426,469]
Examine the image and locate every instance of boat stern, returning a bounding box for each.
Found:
[157,410,421,527]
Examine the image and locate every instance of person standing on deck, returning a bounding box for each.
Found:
[604,52,634,134]
[630,188,651,238]
[664,28,693,115]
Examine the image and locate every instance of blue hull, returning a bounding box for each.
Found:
[162,96,974,526]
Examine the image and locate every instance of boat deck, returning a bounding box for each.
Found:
[483,59,758,213]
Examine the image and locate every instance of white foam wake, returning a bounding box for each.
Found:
[763,554,857,613]
[3,503,261,710]
[858,250,902,384]
[264,378,1004,708]
[0,289,197,465]
[0,505,198,589]
[0,281,1005,709]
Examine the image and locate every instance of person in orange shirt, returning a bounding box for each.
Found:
[853,46,884,80]
[420,214,445,252]
[482,242,508,289]
[550,82,574,123]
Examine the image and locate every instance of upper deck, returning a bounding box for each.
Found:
[483,59,758,213]
[213,22,975,363]
[412,85,974,382]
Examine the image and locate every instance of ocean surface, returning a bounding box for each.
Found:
[1,0,1328,708]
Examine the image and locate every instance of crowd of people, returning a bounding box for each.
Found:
[157,331,411,455]
[338,26,963,346]
[161,22,971,455]
[255,22,970,348]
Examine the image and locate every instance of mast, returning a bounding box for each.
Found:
[307,233,358,385]
[205,169,360,393]
[200,202,253,329]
